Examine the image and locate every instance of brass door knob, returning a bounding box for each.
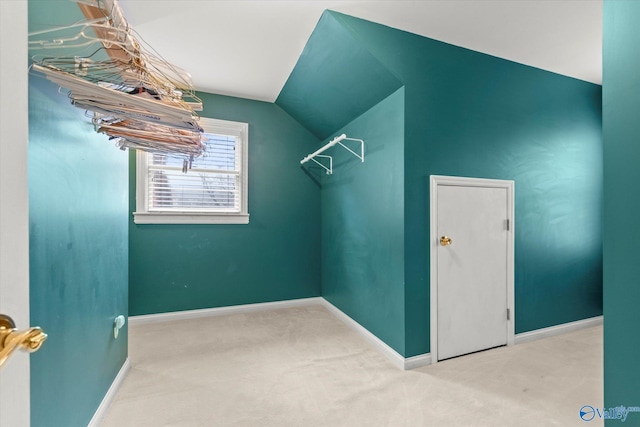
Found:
[0,314,47,369]
[440,236,452,246]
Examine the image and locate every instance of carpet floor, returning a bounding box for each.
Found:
[101,305,603,427]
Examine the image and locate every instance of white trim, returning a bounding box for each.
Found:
[127,297,600,371]
[0,1,30,426]
[514,315,603,345]
[319,299,405,370]
[404,353,433,370]
[133,212,249,225]
[87,358,131,427]
[128,297,432,370]
[134,117,249,225]
[319,299,431,370]
[87,304,600,427]
[430,175,515,364]
[129,297,324,325]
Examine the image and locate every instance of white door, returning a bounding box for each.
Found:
[430,176,514,362]
[0,1,31,426]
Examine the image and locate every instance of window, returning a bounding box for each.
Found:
[134,117,249,224]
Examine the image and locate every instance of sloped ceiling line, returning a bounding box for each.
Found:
[276,11,404,141]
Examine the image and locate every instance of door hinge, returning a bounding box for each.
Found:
[506,219,510,231]
[507,308,511,321]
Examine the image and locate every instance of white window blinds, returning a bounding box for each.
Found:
[147,133,241,212]
[134,117,249,224]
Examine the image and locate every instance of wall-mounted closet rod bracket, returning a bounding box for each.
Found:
[337,137,365,163]
[300,134,365,175]
[310,155,333,175]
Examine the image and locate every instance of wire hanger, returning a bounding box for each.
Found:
[29,0,206,158]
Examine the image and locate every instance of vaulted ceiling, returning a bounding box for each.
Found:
[118,0,602,102]
[28,1,602,103]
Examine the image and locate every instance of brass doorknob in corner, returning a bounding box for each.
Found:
[440,236,452,246]
[0,314,47,370]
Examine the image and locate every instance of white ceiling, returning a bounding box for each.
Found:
[119,0,602,103]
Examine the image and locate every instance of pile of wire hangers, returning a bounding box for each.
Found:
[29,0,205,158]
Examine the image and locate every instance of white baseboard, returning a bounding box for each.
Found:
[405,353,432,370]
[514,315,603,345]
[319,299,431,370]
[129,299,601,369]
[88,358,130,427]
[129,297,324,326]
[91,304,600,425]
[129,296,430,370]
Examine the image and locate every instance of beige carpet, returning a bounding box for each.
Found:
[101,305,603,427]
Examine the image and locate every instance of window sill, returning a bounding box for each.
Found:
[133,212,250,225]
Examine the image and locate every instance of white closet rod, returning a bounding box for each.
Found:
[300,134,347,165]
[300,133,364,175]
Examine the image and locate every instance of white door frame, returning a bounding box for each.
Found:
[430,175,515,363]
[0,1,30,426]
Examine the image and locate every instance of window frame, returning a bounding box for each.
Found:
[133,117,249,224]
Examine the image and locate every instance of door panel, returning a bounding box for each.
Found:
[437,184,508,360]
[0,1,30,425]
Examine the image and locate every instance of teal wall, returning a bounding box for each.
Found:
[276,12,402,140]
[400,50,602,355]
[321,88,405,354]
[337,14,603,356]
[603,0,640,420]
[279,11,603,357]
[28,76,129,427]
[129,93,322,315]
